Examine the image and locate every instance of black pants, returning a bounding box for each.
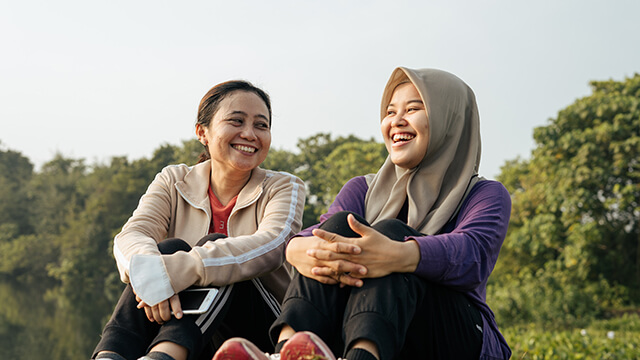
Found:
[93,235,279,360]
[270,211,483,360]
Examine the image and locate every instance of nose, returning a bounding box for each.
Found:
[391,111,408,127]
[240,124,257,140]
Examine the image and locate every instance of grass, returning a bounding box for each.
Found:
[503,313,640,359]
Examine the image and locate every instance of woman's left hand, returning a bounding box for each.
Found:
[309,214,420,282]
[136,293,183,324]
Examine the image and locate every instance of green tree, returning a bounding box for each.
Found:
[175,139,206,166]
[294,133,383,226]
[0,143,34,234]
[491,74,640,326]
[314,141,387,208]
[262,147,301,175]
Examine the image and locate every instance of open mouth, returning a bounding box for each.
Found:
[233,144,257,153]
[392,133,415,143]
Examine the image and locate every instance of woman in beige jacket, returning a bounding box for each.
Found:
[92,80,306,360]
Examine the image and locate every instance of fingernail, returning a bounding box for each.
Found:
[353,247,361,254]
[176,312,183,319]
[359,267,367,274]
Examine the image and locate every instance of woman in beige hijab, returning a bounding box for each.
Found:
[213,68,512,360]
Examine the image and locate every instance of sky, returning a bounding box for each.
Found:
[1,0,639,179]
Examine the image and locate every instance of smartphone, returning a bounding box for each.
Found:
[176,287,219,315]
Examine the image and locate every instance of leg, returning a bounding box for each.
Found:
[94,236,233,360]
[269,269,349,355]
[343,272,423,360]
[270,211,369,355]
[148,234,240,360]
[210,280,279,353]
[344,219,483,359]
[93,238,194,359]
[398,282,483,359]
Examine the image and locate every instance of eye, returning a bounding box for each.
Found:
[386,110,396,116]
[255,121,270,130]
[228,118,243,126]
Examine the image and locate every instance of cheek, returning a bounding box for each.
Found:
[380,121,390,140]
[262,132,272,147]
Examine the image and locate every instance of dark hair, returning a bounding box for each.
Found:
[196,80,272,163]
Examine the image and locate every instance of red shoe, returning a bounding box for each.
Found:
[279,331,336,360]
[212,338,270,360]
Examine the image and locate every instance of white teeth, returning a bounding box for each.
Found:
[234,145,257,153]
[392,133,415,142]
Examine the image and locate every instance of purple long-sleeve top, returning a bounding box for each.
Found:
[293,176,512,360]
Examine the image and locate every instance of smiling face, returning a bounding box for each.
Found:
[381,82,429,169]
[196,90,271,176]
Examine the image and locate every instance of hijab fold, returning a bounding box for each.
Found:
[364,67,482,235]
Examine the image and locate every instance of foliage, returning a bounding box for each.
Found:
[492,73,640,326]
[0,142,34,234]
[287,133,385,227]
[314,141,387,207]
[504,313,640,359]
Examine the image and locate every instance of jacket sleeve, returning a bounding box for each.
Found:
[113,167,176,285]
[159,173,306,296]
[411,180,511,291]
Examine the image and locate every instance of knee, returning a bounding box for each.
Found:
[197,233,227,246]
[372,219,421,241]
[158,238,191,254]
[319,211,369,237]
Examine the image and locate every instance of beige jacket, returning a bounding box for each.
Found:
[113,161,306,306]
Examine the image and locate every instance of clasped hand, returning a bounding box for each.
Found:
[286,214,419,287]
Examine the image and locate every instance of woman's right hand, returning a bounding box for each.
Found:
[136,293,183,324]
[286,235,365,287]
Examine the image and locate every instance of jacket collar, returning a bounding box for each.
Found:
[176,160,267,211]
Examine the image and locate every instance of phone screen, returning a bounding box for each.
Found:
[178,290,210,311]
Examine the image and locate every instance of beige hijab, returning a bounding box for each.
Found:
[364,67,481,235]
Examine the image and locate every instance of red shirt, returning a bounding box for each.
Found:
[207,186,237,235]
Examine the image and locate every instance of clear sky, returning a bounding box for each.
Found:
[1,0,639,179]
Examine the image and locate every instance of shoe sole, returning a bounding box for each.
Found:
[280,331,336,360]
[213,338,269,360]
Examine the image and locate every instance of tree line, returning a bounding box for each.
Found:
[0,73,638,330]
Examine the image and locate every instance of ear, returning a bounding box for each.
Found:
[195,124,207,144]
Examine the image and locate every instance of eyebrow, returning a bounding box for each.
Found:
[228,110,269,121]
[387,99,424,108]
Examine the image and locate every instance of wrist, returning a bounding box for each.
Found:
[285,236,307,265]
[398,240,420,273]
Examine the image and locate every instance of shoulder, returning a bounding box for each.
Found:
[151,163,194,184]
[158,163,192,177]
[461,179,511,216]
[342,176,369,192]
[333,176,369,202]
[469,179,510,202]
[156,162,211,184]
[263,168,304,185]
[260,169,305,198]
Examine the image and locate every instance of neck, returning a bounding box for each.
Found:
[209,167,252,206]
